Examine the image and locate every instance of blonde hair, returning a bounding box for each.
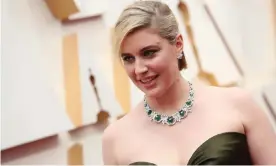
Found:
[113,0,187,70]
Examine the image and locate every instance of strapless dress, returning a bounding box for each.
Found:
[129,132,252,165]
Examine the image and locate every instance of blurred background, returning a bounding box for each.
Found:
[1,0,276,165]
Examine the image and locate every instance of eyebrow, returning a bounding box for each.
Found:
[121,43,160,57]
[139,44,159,54]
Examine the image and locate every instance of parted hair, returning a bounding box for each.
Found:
[113,0,187,70]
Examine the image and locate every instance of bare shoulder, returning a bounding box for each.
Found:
[102,110,133,143]
[206,86,276,164]
[213,86,264,116]
[101,114,124,164]
[210,86,262,112]
[102,103,143,164]
[102,101,143,146]
[201,85,253,105]
[222,86,253,103]
[199,85,263,122]
[202,85,248,97]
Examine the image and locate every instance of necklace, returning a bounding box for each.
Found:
[143,81,194,126]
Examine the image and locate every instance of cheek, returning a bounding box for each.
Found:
[151,61,168,73]
[151,53,177,72]
[153,53,179,83]
[124,65,135,79]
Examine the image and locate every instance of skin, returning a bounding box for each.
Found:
[102,28,276,165]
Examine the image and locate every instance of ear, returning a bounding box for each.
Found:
[175,33,184,54]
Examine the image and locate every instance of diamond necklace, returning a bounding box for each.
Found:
[143,81,195,126]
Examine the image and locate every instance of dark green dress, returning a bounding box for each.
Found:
[129,132,252,165]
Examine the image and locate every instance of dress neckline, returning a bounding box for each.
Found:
[129,132,246,165]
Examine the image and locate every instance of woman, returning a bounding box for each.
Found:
[102,1,276,165]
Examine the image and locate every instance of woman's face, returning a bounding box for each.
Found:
[120,28,183,97]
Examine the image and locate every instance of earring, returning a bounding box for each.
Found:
[177,51,185,59]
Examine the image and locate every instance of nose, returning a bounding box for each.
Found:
[134,59,148,75]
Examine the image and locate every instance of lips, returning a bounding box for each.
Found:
[139,75,158,88]
[140,76,157,83]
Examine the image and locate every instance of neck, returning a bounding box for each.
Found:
[146,75,190,115]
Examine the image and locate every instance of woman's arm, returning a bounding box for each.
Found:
[238,90,276,164]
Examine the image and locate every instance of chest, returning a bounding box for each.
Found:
[116,100,244,165]
[117,117,243,165]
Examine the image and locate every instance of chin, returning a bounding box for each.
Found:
[134,76,170,98]
[142,86,166,98]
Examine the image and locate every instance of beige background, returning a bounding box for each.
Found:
[1,0,276,164]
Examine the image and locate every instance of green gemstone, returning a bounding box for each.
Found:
[179,110,185,117]
[147,110,152,115]
[186,100,192,106]
[167,116,174,124]
[154,115,161,121]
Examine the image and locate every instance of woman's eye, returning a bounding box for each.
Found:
[143,50,157,57]
[122,56,134,63]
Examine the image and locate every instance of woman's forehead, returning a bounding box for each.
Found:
[121,28,166,53]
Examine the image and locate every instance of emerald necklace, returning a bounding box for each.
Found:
[143,81,194,126]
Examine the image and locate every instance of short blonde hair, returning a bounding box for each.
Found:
[113,0,187,70]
